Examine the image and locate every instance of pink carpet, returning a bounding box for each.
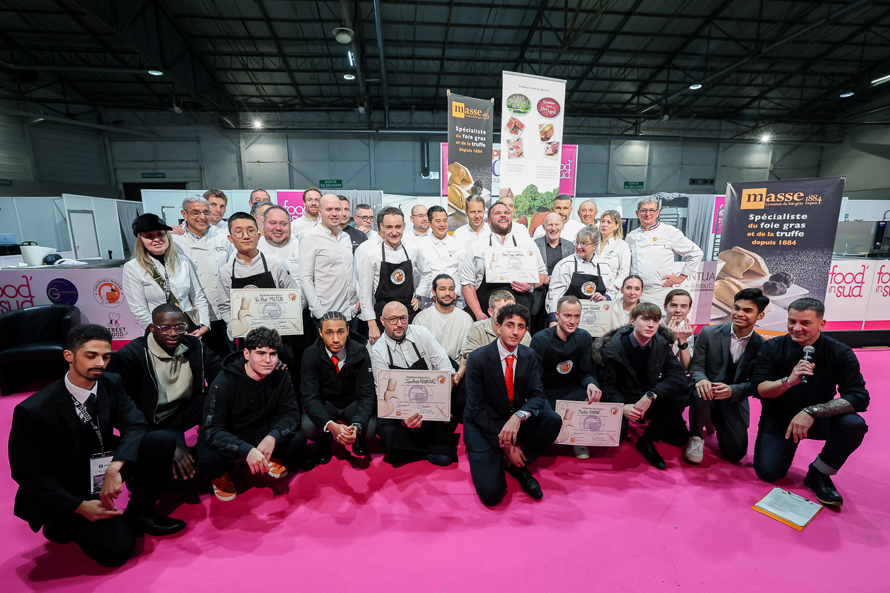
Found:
[2,350,889,593]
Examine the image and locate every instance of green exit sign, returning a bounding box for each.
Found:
[142,172,166,179]
[624,181,644,190]
[319,179,343,189]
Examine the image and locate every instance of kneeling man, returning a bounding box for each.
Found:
[464,304,562,505]
[198,327,307,501]
[751,298,869,506]
[9,324,185,567]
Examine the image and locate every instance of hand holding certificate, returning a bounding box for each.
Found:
[484,246,539,283]
[579,301,611,337]
[230,288,303,337]
[554,400,622,446]
[377,370,452,421]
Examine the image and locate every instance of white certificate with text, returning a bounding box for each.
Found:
[554,400,622,447]
[484,246,539,283]
[230,288,303,337]
[377,369,452,421]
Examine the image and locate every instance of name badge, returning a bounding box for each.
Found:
[90,451,115,494]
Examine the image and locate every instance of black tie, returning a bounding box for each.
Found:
[85,393,98,421]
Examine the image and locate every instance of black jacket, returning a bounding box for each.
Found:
[200,352,301,459]
[300,336,375,430]
[593,325,690,405]
[106,332,223,449]
[9,373,148,531]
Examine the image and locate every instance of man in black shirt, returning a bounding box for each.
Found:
[530,295,602,459]
[531,212,574,332]
[593,302,690,469]
[751,298,869,506]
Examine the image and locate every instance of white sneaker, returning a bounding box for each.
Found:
[684,436,704,464]
[573,445,590,460]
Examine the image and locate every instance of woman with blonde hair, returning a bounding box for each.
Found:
[597,209,631,296]
[123,213,210,336]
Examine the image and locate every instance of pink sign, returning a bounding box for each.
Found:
[559,144,577,196]
[276,191,306,222]
[712,196,726,234]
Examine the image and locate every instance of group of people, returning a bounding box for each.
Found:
[8,188,870,568]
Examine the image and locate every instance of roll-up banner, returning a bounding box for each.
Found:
[500,71,566,220]
[718,177,845,332]
[446,92,494,215]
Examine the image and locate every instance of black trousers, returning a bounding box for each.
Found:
[465,408,562,507]
[689,396,750,463]
[42,430,175,567]
[545,384,587,411]
[619,393,689,443]
[753,414,868,482]
[301,400,376,442]
[197,431,307,480]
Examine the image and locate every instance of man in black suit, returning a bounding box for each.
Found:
[8,325,186,567]
[464,304,562,506]
[685,288,769,464]
[531,212,574,332]
[107,304,223,482]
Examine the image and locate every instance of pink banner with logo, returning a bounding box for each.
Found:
[276,191,306,222]
[559,144,577,196]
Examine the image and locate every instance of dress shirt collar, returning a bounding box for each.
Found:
[629,332,651,349]
[496,337,519,363]
[185,225,210,240]
[325,347,346,364]
[65,372,98,405]
[383,326,414,351]
[731,324,754,341]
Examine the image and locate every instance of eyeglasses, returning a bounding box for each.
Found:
[232,228,258,238]
[155,323,187,334]
[412,214,428,220]
[356,215,374,221]
[574,241,595,248]
[383,315,409,325]
[186,209,210,217]
[638,208,659,214]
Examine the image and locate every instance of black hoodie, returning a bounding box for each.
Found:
[200,351,301,459]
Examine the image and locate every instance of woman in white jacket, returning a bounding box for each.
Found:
[597,209,631,296]
[123,213,211,336]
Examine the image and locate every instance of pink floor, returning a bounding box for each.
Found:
[2,350,889,593]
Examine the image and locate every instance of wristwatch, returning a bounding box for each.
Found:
[645,391,657,400]
[514,411,530,421]
[677,342,689,350]
[781,376,792,388]
[803,406,819,419]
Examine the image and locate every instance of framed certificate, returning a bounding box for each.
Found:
[554,400,622,447]
[579,301,611,337]
[230,288,303,337]
[484,246,539,283]
[377,369,452,421]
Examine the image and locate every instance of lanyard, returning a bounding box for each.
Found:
[70,393,104,451]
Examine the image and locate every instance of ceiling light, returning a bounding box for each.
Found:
[343,73,356,81]
[253,120,264,129]
[347,51,355,67]
[689,83,702,90]
[147,70,163,76]
[871,74,890,86]
[839,91,855,98]
[760,134,772,143]
[333,27,354,44]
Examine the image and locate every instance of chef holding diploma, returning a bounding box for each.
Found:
[370,301,457,467]
[546,226,614,325]
[751,298,869,507]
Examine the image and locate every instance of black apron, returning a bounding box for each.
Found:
[539,336,588,406]
[567,257,606,300]
[476,235,532,312]
[374,243,416,322]
[379,340,457,458]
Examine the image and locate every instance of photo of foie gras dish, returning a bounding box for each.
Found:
[447,161,473,211]
[507,139,523,159]
[539,123,554,142]
[505,116,525,137]
[717,246,769,282]
[543,141,560,159]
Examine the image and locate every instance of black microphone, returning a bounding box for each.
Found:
[801,345,815,384]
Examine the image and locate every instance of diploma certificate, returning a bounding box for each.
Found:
[484,246,539,283]
[579,301,611,337]
[377,369,452,421]
[554,400,622,447]
[230,288,303,337]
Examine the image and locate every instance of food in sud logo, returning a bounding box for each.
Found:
[451,101,490,120]
[93,278,123,307]
[581,281,596,296]
[828,264,868,299]
[390,269,406,285]
[740,188,823,210]
[556,360,573,374]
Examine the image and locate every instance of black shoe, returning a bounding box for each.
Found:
[636,439,667,470]
[352,438,368,457]
[315,442,333,465]
[662,420,690,447]
[506,465,543,500]
[804,464,844,506]
[295,450,318,471]
[130,514,187,537]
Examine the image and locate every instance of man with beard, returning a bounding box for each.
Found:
[291,187,323,238]
[530,295,602,459]
[9,324,186,567]
[356,207,432,345]
[461,201,545,320]
[417,205,467,309]
[370,301,457,466]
